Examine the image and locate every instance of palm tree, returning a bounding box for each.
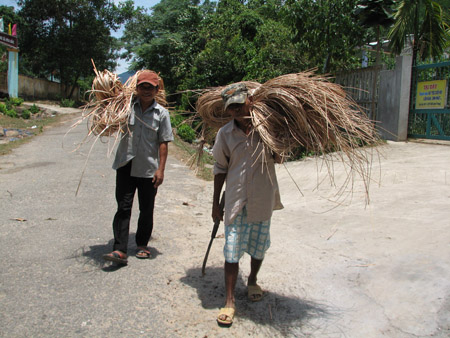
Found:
[354,0,395,65]
[388,0,448,65]
[354,0,395,121]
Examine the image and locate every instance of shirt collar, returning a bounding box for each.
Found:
[134,98,158,113]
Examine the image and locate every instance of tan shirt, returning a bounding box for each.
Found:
[213,120,283,226]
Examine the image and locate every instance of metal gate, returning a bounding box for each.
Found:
[408,61,450,140]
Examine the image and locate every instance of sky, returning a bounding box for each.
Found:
[113,0,161,73]
[0,0,161,74]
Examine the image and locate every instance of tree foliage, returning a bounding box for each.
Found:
[122,0,215,94]
[0,6,24,73]
[388,0,449,63]
[10,0,450,105]
[353,0,395,65]
[181,0,303,89]
[120,0,384,107]
[284,0,369,73]
[17,0,135,98]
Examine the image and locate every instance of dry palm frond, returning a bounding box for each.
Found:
[68,61,168,195]
[250,71,378,157]
[194,71,381,203]
[77,61,168,138]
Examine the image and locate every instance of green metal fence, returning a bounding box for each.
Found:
[409,61,450,140]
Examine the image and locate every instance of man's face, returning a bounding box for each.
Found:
[137,83,159,105]
[226,98,251,120]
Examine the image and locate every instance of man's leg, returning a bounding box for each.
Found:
[224,262,239,308]
[135,177,157,250]
[112,162,136,254]
[218,209,245,324]
[248,257,263,286]
[246,218,270,301]
[247,257,264,301]
[217,261,238,325]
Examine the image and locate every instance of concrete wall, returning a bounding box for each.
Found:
[0,72,79,101]
[377,55,412,141]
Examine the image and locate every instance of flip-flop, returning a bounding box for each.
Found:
[136,247,151,259]
[217,307,235,326]
[248,284,264,302]
[102,250,128,265]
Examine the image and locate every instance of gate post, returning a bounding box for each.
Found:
[377,54,413,141]
[7,49,19,98]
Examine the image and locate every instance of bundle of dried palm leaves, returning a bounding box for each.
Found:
[69,62,167,195]
[195,71,381,201]
[78,61,167,138]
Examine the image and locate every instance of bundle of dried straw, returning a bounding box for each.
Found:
[197,71,378,155]
[79,61,167,137]
[69,63,168,196]
[195,71,381,201]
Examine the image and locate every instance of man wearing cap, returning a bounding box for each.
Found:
[103,70,173,265]
[212,83,283,325]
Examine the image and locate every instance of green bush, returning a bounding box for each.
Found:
[0,103,6,114]
[21,110,31,119]
[177,124,196,143]
[60,98,75,107]
[8,97,24,106]
[30,104,40,114]
[170,113,184,127]
[5,109,17,118]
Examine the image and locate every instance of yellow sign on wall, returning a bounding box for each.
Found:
[416,80,448,109]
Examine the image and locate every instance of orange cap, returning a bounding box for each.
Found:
[137,70,159,87]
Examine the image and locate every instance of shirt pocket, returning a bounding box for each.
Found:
[141,114,159,143]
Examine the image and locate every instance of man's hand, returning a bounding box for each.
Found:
[152,169,164,188]
[212,201,224,222]
[212,174,226,222]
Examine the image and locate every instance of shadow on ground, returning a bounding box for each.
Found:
[180,267,330,335]
[67,233,162,272]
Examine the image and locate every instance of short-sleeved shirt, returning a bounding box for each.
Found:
[213,120,283,226]
[112,98,173,178]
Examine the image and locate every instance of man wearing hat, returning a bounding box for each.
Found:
[103,70,173,265]
[212,83,283,325]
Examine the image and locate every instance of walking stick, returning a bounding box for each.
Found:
[201,192,225,276]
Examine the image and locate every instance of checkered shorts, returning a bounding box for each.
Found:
[223,206,271,263]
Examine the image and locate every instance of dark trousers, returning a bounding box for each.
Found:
[112,161,157,254]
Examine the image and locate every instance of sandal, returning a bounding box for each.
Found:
[248,284,264,302]
[217,307,235,326]
[136,247,151,259]
[102,250,128,265]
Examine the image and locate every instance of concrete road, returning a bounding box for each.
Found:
[0,108,449,337]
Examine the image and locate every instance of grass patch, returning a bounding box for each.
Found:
[0,113,74,156]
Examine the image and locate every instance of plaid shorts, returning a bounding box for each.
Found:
[223,206,271,263]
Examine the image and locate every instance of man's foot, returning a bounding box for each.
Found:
[102,250,128,265]
[248,284,264,302]
[217,307,235,326]
[136,247,151,259]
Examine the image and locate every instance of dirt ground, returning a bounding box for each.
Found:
[0,106,449,337]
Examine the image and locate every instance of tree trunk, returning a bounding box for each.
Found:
[68,75,80,100]
[371,25,381,121]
